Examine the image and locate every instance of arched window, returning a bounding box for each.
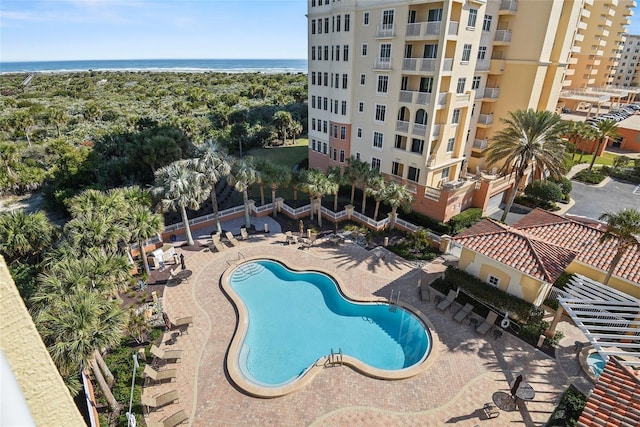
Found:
[415,109,427,125]
[397,106,409,122]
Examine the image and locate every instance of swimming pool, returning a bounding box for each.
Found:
[223,258,433,396]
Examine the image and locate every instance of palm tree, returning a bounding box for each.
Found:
[326,166,347,212]
[366,175,387,221]
[45,107,68,137]
[229,122,248,157]
[152,160,208,246]
[228,157,258,228]
[0,142,19,180]
[599,208,640,285]
[259,160,291,217]
[301,169,337,227]
[34,289,125,409]
[345,157,370,206]
[273,111,293,145]
[64,211,128,256]
[11,111,35,146]
[0,210,56,262]
[487,109,567,222]
[564,121,591,162]
[383,181,414,230]
[361,171,380,215]
[588,119,619,172]
[192,141,232,234]
[126,205,165,277]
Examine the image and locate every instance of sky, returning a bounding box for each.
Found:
[0,0,308,62]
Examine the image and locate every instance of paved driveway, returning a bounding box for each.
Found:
[566,178,640,220]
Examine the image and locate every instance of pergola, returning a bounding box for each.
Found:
[558,274,640,368]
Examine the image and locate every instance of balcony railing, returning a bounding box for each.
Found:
[473,138,489,150]
[448,21,459,36]
[412,123,427,136]
[399,90,414,103]
[416,92,432,105]
[437,92,448,107]
[499,0,518,13]
[374,57,392,70]
[396,120,410,133]
[442,58,453,71]
[477,114,494,125]
[402,58,417,71]
[483,87,500,99]
[406,22,422,36]
[376,25,395,38]
[476,60,490,71]
[425,21,442,35]
[495,30,512,42]
[432,124,441,137]
[420,58,437,72]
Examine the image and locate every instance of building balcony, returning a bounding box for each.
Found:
[442,58,453,72]
[489,59,505,74]
[578,20,588,30]
[399,90,414,103]
[432,124,441,138]
[412,123,427,136]
[482,87,500,100]
[374,57,392,70]
[572,45,582,54]
[448,21,459,36]
[396,120,410,133]
[574,33,585,42]
[477,113,494,126]
[425,21,442,36]
[436,92,448,108]
[476,60,490,71]
[473,138,489,151]
[376,25,395,38]
[402,58,418,71]
[420,58,437,72]
[565,68,575,76]
[423,186,441,201]
[416,92,433,105]
[499,0,518,14]
[494,30,512,44]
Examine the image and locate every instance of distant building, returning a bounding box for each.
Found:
[306,0,635,222]
[615,33,640,88]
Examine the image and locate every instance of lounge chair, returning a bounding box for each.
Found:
[143,365,177,385]
[141,390,179,415]
[211,234,226,252]
[284,231,296,245]
[150,345,183,365]
[225,231,240,246]
[171,316,193,335]
[476,311,499,336]
[436,290,457,311]
[240,228,250,241]
[146,409,188,427]
[453,303,474,323]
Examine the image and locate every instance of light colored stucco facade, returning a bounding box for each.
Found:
[614,33,640,87]
[306,0,599,222]
[0,256,85,427]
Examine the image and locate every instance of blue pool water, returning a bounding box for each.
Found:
[587,352,606,377]
[230,260,431,386]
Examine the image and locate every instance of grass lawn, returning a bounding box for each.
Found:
[572,151,618,166]
[246,138,309,170]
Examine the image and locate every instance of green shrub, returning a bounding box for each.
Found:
[553,272,574,289]
[448,208,483,234]
[402,210,451,234]
[441,266,538,321]
[525,180,563,202]
[573,168,606,184]
[551,176,572,196]
[547,386,587,427]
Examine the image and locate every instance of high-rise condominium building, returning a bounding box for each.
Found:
[306,0,633,222]
[614,34,640,87]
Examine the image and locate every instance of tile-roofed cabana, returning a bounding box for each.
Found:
[577,357,640,427]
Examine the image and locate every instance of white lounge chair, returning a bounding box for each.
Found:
[150,345,183,364]
[143,365,177,385]
[141,390,179,415]
[146,409,188,427]
[284,231,296,245]
[211,234,226,252]
[225,231,240,246]
[476,311,499,336]
[240,228,250,241]
[436,290,457,312]
[453,303,474,323]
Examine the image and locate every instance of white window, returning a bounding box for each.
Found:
[456,78,466,94]
[311,139,316,151]
[360,74,366,85]
[357,127,362,138]
[441,167,449,179]
[371,157,381,171]
[382,10,394,29]
[380,43,391,59]
[362,43,368,56]
[373,131,384,148]
[375,104,386,122]
[358,102,364,112]
[408,167,420,182]
[477,46,487,60]
[472,76,481,89]
[468,9,477,27]
[377,75,389,93]
[340,150,345,162]
[363,12,369,25]
[452,108,461,124]
[462,44,472,62]
[345,14,350,31]
[482,15,492,32]
[341,101,347,115]
[447,138,455,152]
[488,275,500,287]
[342,74,348,89]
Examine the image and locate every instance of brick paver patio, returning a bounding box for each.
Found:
[143,225,592,427]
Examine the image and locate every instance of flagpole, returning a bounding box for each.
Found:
[126,353,139,427]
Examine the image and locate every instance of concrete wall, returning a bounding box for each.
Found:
[0,256,85,427]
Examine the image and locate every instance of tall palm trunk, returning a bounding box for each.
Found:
[500,169,525,223]
[373,199,381,221]
[604,247,626,285]
[350,184,356,205]
[334,192,339,212]
[95,351,114,386]
[259,183,265,206]
[180,205,195,246]
[390,208,398,230]
[90,356,119,412]
[309,197,315,220]
[138,239,151,277]
[588,138,605,172]
[271,187,278,217]
[211,189,222,235]
[361,191,368,215]
[242,189,251,228]
[317,197,323,227]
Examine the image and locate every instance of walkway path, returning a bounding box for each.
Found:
[143,223,592,426]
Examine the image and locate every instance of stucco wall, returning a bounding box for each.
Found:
[0,257,85,427]
[566,261,640,299]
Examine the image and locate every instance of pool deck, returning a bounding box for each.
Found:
[143,217,593,426]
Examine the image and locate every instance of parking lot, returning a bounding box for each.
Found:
[565,178,639,220]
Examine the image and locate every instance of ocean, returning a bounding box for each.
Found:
[0,59,308,74]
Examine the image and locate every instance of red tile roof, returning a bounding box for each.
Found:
[453,219,578,282]
[577,357,640,427]
[512,209,640,284]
